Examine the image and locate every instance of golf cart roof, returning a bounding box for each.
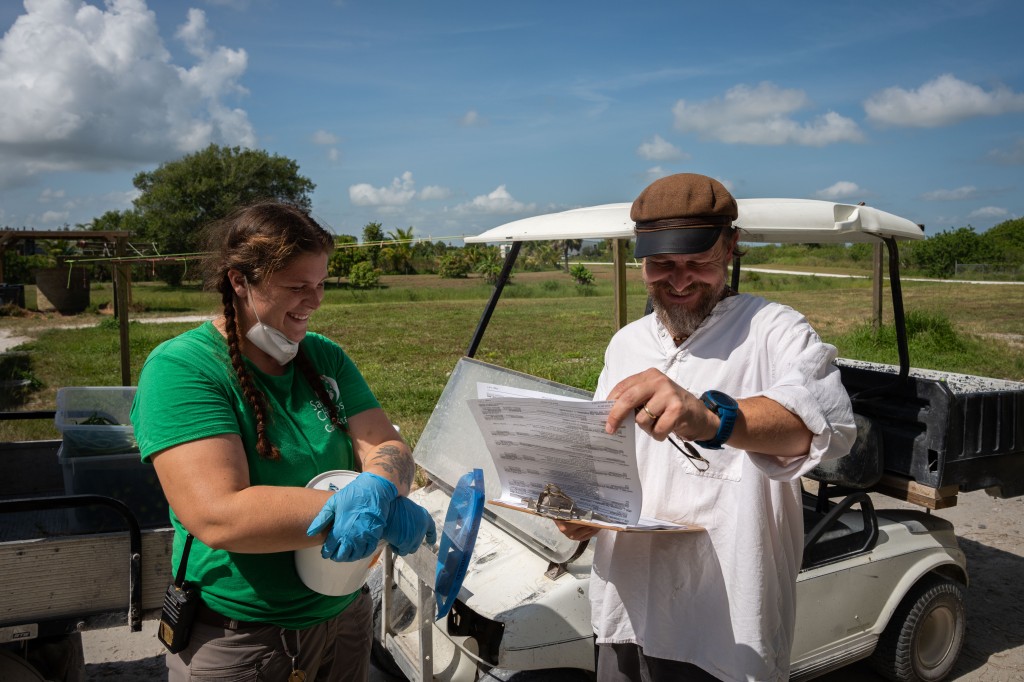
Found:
[464,198,925,245]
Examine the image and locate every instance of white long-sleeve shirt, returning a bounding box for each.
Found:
[590,294,855,682]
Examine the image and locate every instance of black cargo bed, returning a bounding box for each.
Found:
[837,359,1024,498]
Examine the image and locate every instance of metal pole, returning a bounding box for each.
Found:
[612,239,627,330]
[872,242,883,330]
[114,237,131,386]
[466,242,522,358]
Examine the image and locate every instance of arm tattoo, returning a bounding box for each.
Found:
[368,444,415,489]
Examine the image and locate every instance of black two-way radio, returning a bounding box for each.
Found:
[157,533,199,654]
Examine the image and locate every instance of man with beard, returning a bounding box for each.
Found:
[556,173,856,681]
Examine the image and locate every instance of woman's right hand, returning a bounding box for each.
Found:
[383,497,437,555]
[306,472,398,562]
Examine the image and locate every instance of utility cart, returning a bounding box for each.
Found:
[0,391,172,681]
[372,199,1024,682]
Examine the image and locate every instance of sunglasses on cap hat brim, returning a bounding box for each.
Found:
[633,225,724,258]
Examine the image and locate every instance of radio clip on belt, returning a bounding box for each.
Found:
[158,532,200,653]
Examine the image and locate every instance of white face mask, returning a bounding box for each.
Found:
[243,278,300,365]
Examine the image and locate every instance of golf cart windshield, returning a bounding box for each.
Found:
[413,357,592,563]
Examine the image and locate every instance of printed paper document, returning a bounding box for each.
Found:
[468,383,695,532]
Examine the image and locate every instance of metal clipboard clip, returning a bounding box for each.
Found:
[521,483,612,523]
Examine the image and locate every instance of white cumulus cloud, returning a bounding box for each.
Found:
[418,185,451,201]
[815,181,864,201]
[38,188,66,202]
[987,138,1024,165]
[455,185,535,215]
[672,82,863,146]
[349,171,418,206]
[967,206,1008,220]
[40,210,71,225]
[637,135,686,162]
[921,186,979,201]
[460,109,484,127]
[864,74,1024,128]
[176,8,214,57]
[312,130,338,145]
[645,166,667,181]
[0,0,255,187]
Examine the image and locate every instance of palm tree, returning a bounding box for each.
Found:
[384,226,416,275]
[560,239,583,271]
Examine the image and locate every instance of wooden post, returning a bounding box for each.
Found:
[612,239,627,330]
[872,242,884,330]
[114,237,132,386]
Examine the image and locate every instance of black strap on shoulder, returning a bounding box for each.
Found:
[173,533,194,587]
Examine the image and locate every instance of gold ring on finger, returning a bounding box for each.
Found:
[642,404,660,422]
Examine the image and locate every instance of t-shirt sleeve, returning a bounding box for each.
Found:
[131,342,242,462]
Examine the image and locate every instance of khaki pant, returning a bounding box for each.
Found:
[167,590,372,682]
[597,643,720,682]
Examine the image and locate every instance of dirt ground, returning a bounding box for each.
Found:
[78,488,1023,681]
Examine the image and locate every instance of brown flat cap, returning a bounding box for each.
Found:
[631,173,738,257]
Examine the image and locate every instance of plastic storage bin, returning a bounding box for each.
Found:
[55,386,138,457]
[59,446,169,531]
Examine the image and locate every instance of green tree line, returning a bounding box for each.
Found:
[3,144,1022,290]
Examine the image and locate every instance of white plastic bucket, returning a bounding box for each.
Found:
[295,470,385,596]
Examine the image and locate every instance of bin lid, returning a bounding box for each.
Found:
[435,468,485,620]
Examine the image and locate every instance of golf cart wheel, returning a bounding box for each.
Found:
[870,576,966,682]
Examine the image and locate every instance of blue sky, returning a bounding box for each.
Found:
[1,0,1023,244]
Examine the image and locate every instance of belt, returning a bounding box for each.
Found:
[195,601,264,631]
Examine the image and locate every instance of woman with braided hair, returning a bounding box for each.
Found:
[131,200,434,681]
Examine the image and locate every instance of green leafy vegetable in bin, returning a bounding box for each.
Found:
[77,413,123,426]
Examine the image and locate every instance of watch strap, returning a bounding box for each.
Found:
[695,391,737,450]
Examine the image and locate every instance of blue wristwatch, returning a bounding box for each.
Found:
[695,390,738,450]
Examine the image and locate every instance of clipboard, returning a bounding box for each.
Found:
[488,482,702,533]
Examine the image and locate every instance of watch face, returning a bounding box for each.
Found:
[705,390,738,410]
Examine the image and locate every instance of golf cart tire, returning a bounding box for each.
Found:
[869,576,966,682]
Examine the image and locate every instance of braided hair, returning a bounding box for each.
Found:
[202,201,347,460]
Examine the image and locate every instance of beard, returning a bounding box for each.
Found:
[647,279,725,339]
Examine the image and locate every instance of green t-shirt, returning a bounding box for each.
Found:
[130,322,380,628]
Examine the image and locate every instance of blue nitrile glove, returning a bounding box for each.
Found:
[306,472,398,562]
[384,497,438,555]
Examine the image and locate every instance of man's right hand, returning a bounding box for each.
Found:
[605,368,716,442]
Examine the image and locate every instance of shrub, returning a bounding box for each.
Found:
[348,261,381,289]
[569,263,595,286]
[438,252,471,279]
[476,253,507,286]
[541,280,563,293]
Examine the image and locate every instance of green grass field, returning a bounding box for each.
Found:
[3,266,1023,446]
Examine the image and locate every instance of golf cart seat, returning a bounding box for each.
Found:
[801,413,882,570]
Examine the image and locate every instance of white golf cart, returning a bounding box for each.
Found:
[370,199,1024,681]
